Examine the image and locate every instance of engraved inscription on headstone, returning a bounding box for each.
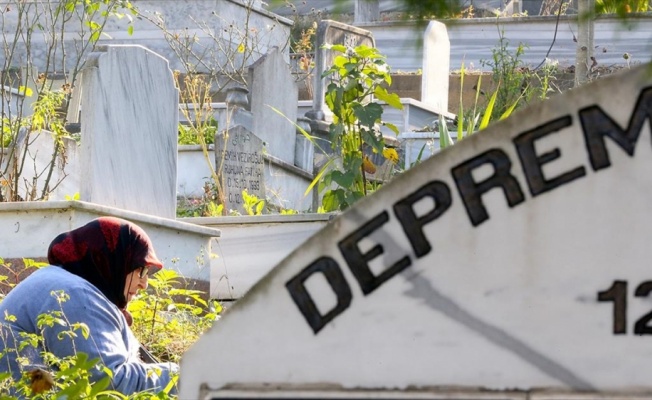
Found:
[215,125,265,214]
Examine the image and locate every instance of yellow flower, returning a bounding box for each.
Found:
[382,147,399,164]
[362,156,377,174]
[237,43,245,53]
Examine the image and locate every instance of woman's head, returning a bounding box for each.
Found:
[47,217,163,309]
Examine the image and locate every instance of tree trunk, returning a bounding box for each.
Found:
[575,0,594,87]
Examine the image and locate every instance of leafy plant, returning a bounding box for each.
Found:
[445,29,558,150]
[439,62,525,151]
[0,259,218,397]
[176,180,224,218]
[480,28,531,121]
[0,290,177,398]
[290,20,317,97]
[595,0,649,15]
[241,189,265,216]
[128,269,220,363]
[312,44,403,212]
[178,121,218,146]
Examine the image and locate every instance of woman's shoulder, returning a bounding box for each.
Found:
[10,266,108,304]
[25,266,87,287]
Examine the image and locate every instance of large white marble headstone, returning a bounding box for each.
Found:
[181,65,652,398]
[79,45,178,218]
[306,20,375,121]
[421,21,450,113]
[248,47,298,165]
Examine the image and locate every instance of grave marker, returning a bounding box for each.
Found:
[306,20,375,121]
[248,47,298,165]
[182,65,652,398]
[421,21,450,112]
[215,125,265,214]
[79,45,178,218]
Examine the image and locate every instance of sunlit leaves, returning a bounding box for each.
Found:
[316,44,403,211]
[374,86,402,109]
[17,86,33,97]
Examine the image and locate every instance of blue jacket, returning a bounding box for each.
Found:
[0,266,178,395]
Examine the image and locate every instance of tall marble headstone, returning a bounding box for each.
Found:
[421,21,450,113]
[181,65,652,398]
[215,125,265,214]
[248,47,298,165]
[79,45,178,218]
[306,20,375,121]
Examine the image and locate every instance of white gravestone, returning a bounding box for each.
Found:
[248,47,298,166]
[421,21,450,113]
[181,65,652,398]
[215,125,265,214]
[306,20,375,121]
[79,45,178,218]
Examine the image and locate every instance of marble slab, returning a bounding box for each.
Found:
[0,200,220,284]
[421,21,450,113]
[215,125,266,214]
[79,45,178,218]
[248,47,298,165]
[180,64,652,397]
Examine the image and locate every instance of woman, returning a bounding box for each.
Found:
[0,217,178,395]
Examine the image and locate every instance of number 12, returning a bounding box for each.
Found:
[597,280,652,335]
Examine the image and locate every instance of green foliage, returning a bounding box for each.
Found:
[241,189,265,216]
[178,119,217,146]
[445,50,559,155]
[0,258,47,300]
[65,192,81,201]
[315,44,403,212]
[480,30,530,121]
[0,116,26,149]
[595,0,649,15]
[0,259,219,397]
[176,181,223,218]
[0,291,155,398]
[128,269,220,364]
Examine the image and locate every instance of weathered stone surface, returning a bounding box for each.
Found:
[248,47,298,165]
[79,45,178,218]
[181,65,652,398]
[215,125,265,214]
[421,21,450,113]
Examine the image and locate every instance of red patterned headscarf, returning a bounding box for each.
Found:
[47,217,163,309]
